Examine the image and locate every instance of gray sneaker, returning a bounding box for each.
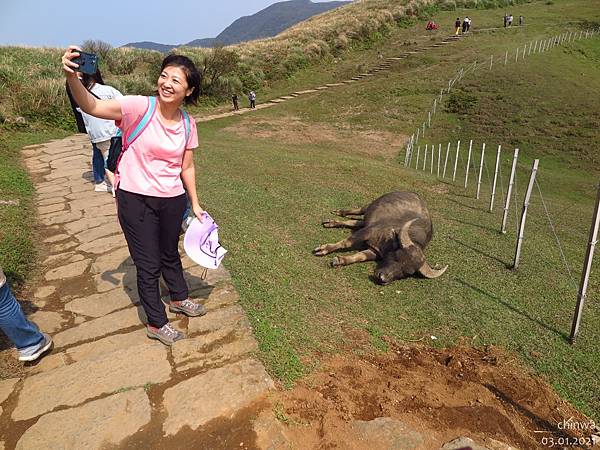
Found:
[146,323,185,346]
[18,333,53,362]
[169,299,206,317]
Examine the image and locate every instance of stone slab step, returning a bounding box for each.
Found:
[162,359,274,436]
[15,389,151,450]
[12,344,170,421]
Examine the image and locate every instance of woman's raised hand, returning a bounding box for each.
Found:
[61,46,82,76]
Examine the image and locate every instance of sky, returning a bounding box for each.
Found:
[0,0,342,48]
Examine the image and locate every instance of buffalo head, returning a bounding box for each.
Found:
[372,219,447,285]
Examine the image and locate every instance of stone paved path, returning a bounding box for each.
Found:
[0,136,274,449]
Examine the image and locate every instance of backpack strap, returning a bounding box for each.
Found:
[124,96,157,149]
[181,109,191,148]
[114,96,156,175]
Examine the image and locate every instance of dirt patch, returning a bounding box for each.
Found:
[223,116,407,160]
[269,343,599,449]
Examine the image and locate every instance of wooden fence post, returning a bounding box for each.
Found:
[437,143,441,177]
[430,144,434,174]
[533,40,538,53]
[433,98,437,114]
[464,139,473,188]
[443,142,451,178]
[476,143,486,200]
[452,140,461,182]
[415,146,421,170]
[423,144,428,171]
[489,145,502,212]
[515,47,519,62]
[569,182,600,344]
[428,111,431,128]
[406,134,415,166]
[512,159,539,269]
[505,50,508,65]
[490,55,493,70]
[501,148,519,234]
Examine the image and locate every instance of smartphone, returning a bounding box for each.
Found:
[71,50,98,75]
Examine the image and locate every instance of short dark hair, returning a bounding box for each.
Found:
[160,54,201,106]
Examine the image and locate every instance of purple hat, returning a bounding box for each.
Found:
[183,212,227,269]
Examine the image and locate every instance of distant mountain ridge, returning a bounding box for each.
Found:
[122,0,350,52]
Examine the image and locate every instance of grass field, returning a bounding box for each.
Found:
[191,0,600,420]
[0,129,71,288]
[2,0,600,422]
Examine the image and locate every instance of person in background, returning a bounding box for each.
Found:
[249,90,256,109]
[465,17,471,32]
[519,15,524,26]
[79,70,122,194]
[0,267,52,362]
[62,47,206,346]
[455,17,462,35]
[232,93,239,111]
[508,14,513,26]
[462,17,468,33]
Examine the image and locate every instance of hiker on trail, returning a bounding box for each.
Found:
[455,18,461,35]
[508,14,513,26]
[62,46,206,346]
[465,17,471,32]
[0,266,53,362]
[248,90,256,109]
[503,14,507,28]
[232,93,239,111]
[67,69,122,195]
[519,15,524,26]
[425,20,438,31]
[462,18,468,33]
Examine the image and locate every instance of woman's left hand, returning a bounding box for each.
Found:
[192,203,205,222]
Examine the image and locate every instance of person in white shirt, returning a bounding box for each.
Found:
[70,70,123,193]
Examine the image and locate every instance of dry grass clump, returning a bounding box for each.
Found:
[230,0,435,78]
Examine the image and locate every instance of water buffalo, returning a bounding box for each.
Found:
[313,191,447,285]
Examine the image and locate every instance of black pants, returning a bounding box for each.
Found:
[117,189,188,328]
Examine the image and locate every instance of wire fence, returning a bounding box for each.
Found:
[403,25,600,164]
[398,25,600,342]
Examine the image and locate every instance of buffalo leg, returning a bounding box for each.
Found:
[313,236,359,256]
[333,206,366,217]
[322,219,364,229]
[331,249,377,267]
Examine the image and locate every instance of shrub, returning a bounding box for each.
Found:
[106,49,140,75]
[440,1,457,11]
[81,39,112,62]
[236,62,264,92]
[333,33,349,53]
[283,48,309,73]
[445,90,478,113]
[16,78,73,129]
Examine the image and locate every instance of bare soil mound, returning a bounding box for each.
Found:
[268,344,599,449]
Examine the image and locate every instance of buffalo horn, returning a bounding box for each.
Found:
[418,261,448,279]
[399,218,418,248]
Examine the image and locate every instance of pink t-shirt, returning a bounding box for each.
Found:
[115,95,198,197]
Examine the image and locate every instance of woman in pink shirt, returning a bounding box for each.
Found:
[62,47,206,345]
